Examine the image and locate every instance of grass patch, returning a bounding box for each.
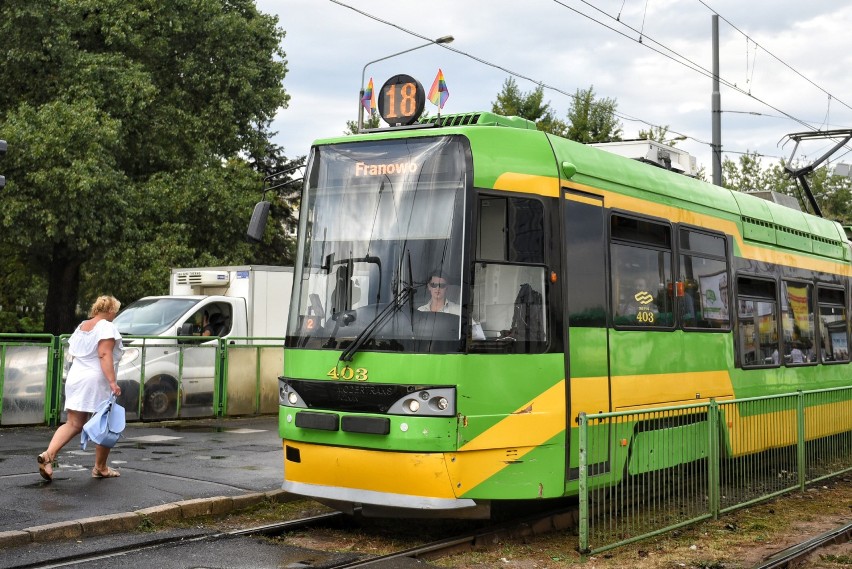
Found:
[820,554,852,565]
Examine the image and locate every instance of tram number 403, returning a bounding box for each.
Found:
[327,366,369,381]
[636,309,656,324]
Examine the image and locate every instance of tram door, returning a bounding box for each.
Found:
[563,189,612,478]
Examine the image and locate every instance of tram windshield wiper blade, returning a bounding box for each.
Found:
[338,285,414,363]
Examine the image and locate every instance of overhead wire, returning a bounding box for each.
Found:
[695,0,852,159]
[697,0,852,114]
[555,0,852,159]
[329,0,710,148]
[556,0,819,133]
[329,0,846,162]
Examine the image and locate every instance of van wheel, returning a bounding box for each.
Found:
[144,384,176,419]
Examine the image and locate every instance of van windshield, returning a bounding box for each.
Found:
[114,298,201,336]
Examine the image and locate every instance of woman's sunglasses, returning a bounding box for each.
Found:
[429,282,447,289]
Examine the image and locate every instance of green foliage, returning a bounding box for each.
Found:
[345,113,381,135]
[639,125,683,146]
[721,152,789,194]
[491,78,566,134]
[0,0,298,333]
[722,152,852,223]
[490,80,622,141]
[564,86,623,143]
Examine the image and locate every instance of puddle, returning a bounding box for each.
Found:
[167,425,223,433]
[131,442,178,449]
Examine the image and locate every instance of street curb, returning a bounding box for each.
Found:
[0,488,293,550]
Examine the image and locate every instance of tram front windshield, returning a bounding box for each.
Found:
[287,137,468,354]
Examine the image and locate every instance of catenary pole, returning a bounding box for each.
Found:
[711,15,722,186]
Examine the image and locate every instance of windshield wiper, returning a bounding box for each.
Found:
[338,285,414,362]
[338,251,414,362]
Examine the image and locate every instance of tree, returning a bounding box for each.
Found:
[638,125,684,147]
[787,163,852,222]
[721,152,852,223]
[345,113,381,134]
[491,78,566,134]
[0,0,297,333]
[723,152,771,193]
[564,86,623,143]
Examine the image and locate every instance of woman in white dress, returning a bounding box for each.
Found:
[37,296,124,481]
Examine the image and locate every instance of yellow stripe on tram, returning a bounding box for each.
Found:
[284,441,459,499]
[565,180,852,277]
[448,380,567,492]
[490,171,849,276]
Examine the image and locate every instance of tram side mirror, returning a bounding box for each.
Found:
[246,200,271,243]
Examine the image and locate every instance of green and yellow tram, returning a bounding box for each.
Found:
[263,76,852,518]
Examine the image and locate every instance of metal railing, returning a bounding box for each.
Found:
[578,386,852,554]
[0,333,285,426]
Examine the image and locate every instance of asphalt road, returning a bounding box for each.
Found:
[0,415,284,534]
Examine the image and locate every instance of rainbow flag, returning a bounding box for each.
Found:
[361,78,375,114]
[428,69,449,109]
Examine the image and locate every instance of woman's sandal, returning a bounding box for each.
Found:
[37,452,53,481]
[92,467,120,479]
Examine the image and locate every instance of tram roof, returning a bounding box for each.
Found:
[310,112,851,264]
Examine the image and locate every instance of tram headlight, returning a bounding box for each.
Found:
[388,387,456,416]
[279,378,306,408]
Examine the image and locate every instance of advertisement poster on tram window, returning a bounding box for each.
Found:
[699,271,728,321]
[785,283,811,333]
[831,332,848,360]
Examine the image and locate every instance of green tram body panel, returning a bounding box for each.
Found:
[282,350,565,450]
[280,114,852,513]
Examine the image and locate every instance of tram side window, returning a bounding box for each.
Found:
[679,229,730,330]
[817,287,848,363]
[472,195,547,352]
[476,197,544,263]
[611,215,674,328]
[781,281,815,365]
[737,276,779,367]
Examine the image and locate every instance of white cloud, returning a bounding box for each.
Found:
[260,0,852,172]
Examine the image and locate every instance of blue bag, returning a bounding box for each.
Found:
[81,395,126,450]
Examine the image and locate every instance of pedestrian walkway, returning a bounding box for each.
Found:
[0,415,285,548]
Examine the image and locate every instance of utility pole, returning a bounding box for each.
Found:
[711,15,722,186]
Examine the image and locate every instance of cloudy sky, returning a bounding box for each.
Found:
[257,0,852,174]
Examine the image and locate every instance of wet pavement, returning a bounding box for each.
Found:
[0,415,435,568]
[0,415,284,542]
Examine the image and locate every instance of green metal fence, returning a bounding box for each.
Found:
[0,333,284,426]
[578,387,852,554]
[0,334,58,425]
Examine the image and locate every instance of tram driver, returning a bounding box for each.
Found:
[419,269,485,340]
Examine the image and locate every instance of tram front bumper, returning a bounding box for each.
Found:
[282,440,487,517]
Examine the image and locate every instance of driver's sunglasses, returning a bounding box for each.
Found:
[429,282,447,289]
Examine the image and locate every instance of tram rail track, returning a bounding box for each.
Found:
[7,505,578,569]
[6,490,850,568]
[6,511,349,569]
[322,506,578,568]
[755,520,852,569]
